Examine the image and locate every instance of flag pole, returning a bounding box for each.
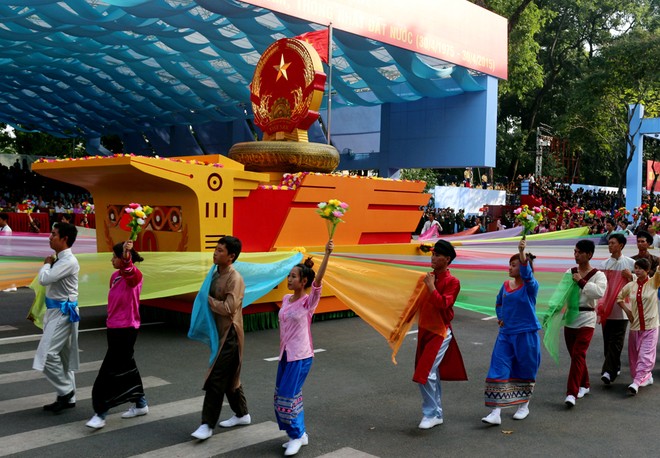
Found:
[326,22,333,145]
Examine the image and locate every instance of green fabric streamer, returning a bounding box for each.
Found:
[542,272,580,364]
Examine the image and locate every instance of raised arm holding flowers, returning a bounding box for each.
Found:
[513,205,546,236]
[124,203,153,241]
[316,199,349,239]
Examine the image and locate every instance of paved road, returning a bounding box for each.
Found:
[1,287,658,457]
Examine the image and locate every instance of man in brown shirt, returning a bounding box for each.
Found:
[192,236,250,440]
[632,230,660,275]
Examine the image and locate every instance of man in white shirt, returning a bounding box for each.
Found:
[33,222,80,414]
[0,212,12,234]
[599,233,635,385]
[421,213,441,234]
[562,240,607,407]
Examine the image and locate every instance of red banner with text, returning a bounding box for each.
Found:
[244,0,508,79]
[647,160,660,192]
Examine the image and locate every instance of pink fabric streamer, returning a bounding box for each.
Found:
[597,270,630,323]
[0,233,98,257]
[418,224,441,241]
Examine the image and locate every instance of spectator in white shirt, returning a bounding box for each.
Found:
[0,212,12,234]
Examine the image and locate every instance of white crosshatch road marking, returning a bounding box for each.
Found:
[129,421,285,458]
[0,396,205,457]
[0,360,102,385]
[0,376,169,415]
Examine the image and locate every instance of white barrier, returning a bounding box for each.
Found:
[432,186,506,214]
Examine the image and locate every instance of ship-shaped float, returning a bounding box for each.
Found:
[32,37,429,317]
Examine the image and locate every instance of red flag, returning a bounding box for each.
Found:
[294,29,329,63]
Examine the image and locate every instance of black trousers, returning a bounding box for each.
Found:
[601,319,628,381]
[201,330,248,427]
[92,327,145,414]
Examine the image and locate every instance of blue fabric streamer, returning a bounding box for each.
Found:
[45,297,80,323]
[188,252,303,366]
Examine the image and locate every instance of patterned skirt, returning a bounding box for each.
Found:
[274,353,313,439]
[484,331,540,408]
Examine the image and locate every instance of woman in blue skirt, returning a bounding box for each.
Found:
[482,238,541,425]
[275,239,333,456]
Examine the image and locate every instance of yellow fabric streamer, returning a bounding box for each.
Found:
[25,251,301,328]
[323,256,429,364]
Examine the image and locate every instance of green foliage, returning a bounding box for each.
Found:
[479,0,659,186]
[563,30,660,190]
[399,169,438,191]
[0,124,17,154]
[12,129,86,157]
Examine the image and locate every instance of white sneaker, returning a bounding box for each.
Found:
[512,403,529,420]
[282,433,309,448]
[85,415,106,429]
[191,424,213,440]
[122,405,149,418]
[641,376,654,387]
[418,416,443,429]
[601,372,611,384]
[218,413,251,428]
[628,383,639,395]
[577,387,590,398]
[284,437,307,456]
[565,395,576,407]
[481,410,501,425]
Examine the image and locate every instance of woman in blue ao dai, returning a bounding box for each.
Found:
[482,238,541,425]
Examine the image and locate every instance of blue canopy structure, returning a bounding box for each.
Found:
[0,0,501,173]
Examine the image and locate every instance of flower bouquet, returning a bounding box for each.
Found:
[22,199,35,213]
[513,204,545,236]
[82,201,94,214]
[317,199,349,239]
[614,206,630,221]
[124,203,153,241]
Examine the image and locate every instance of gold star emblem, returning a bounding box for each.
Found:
[273,54,291,81]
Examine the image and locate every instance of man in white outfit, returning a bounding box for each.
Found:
[599,233,634,385]
[33,222,80,413]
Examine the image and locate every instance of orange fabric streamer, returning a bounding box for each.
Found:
[323,256,432,363]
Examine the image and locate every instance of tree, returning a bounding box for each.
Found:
[399,169,438,192]
[0,124,17,155]
[480,0,654,184]
[563,31,660,205]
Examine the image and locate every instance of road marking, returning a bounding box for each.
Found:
[0,376,169,415]
[0,349,40,363]
[0,349,84,363]
[0,325,17,332]
[406,330,418,335]
[0,322,163,345]
[317,448,380,458]
[129,421,285,458]
[481,316,498,321]
[0,395,205,457]
[0,360,103,385]
[264,348,326,362]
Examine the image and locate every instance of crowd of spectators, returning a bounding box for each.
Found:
[4,155,657,242]
[0,159,93,215]
[419,174,660,241]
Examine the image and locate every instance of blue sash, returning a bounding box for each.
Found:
[45,297,80,323]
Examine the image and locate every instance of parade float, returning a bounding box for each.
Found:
[22,36,429,335]
[2,35,612,362]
